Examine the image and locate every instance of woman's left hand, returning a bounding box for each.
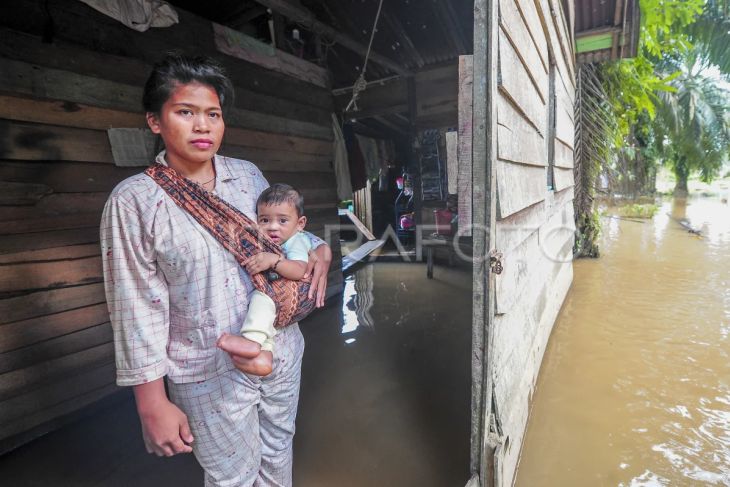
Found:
[304,245,332,308]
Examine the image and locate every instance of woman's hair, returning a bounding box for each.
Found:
[256,183,305,217]
[142,52,235,114]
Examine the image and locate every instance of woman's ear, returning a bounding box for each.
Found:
[146,112,161,134]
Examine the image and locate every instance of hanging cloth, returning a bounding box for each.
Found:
[145,163,315,328]
[78,0,178,32]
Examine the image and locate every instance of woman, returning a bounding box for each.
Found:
[100,53,331,486]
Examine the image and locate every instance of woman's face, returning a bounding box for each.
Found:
[146,82,225,168]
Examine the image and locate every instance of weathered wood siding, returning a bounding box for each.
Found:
[0,0,341,451]
[491,0,575,482]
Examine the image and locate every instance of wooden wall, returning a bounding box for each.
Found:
[0,0,341,452]
[491,0,576,482]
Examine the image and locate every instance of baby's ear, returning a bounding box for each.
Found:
[297,215,307,230]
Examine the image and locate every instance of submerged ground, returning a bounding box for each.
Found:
[0,263,472,486]
[516,193,730,486]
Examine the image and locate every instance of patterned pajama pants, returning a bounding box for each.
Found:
[168,324,305,487]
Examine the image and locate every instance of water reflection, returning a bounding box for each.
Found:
[341,264,375,339]
[515,196,730,486]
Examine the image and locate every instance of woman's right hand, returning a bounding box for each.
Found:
[133,379,194,456]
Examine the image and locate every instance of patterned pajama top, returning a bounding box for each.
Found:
[102,152,286,386]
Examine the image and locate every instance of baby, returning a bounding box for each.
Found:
[217,183,312,375]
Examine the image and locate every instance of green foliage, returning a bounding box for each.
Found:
[573,208,601,258]
[640,0,704,57]
[616,203,660,218]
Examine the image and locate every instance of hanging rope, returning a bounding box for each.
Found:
[345,0,385,113]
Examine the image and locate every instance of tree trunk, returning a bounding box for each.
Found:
[674,158,689,194]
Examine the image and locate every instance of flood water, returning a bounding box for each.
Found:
[0,262,472,486]
[515,196,730,486]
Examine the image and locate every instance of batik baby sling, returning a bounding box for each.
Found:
[145,163,316,328]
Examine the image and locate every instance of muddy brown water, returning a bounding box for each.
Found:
[515,196,730,486]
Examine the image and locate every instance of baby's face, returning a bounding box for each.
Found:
[257,202,306,245]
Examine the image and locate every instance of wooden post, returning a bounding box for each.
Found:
[407,76,422,227]
[471,0,499,485]
[458,56,474,236]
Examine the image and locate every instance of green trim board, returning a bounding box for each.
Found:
[575,32,613,53]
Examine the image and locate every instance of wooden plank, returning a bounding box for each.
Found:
[472,0,501,478]
[0,341,114,401]
[497,94,546,167]
[535,0,575,92]
[0,282,106,325]
[499,0,549,100]
[0,181,52,205]
[457,55,473,236]
[538,200,574,263]
[554,78,575,149]
[0,227,100,255]
[445,131,459,195]
[554,139,574,169]
[0,94,143,130]
[0,302,109,354]
[260,171,335,190]
[548,0,575,81]
[0,94,333,156]
[341,239,386,272]
[219,145,332,173]
[557,63,576,106]
[498,28,546,134]
[0,193,110,222]
[212,23,329,89]
[0,24,331,124]
[0,362,115,426]
[515,0,549,71]
[0,322,112,375]
[553,166,574,191]
[0,11,333,109]
[337,209,375,241]
[0,255,102,293]
[0,58,332,140]
[495,231,541,314]
[496,201,544,255]
[0,57,141,114]
[0,119,114,163]
[0,160,137,192]
[0,120,331,172]
[0,213,102,236]
[496,161,547,219]
[250,0,410,76]
[221,127,332,156]
[0,243,100,264]
[0,382,119,440]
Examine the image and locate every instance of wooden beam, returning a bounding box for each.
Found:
[212,22,331,89]
[344,104,408,121]
[251,0,411,76]
[372,115,408,135]
[226,5,268,29]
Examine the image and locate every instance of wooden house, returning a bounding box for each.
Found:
[0,0,639,485]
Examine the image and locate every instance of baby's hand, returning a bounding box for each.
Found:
[244,252,280,275]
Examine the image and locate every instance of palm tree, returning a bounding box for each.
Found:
[652,49,730,192]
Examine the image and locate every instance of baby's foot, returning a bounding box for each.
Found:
[230,351,274,377]
[216,332,261,358]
